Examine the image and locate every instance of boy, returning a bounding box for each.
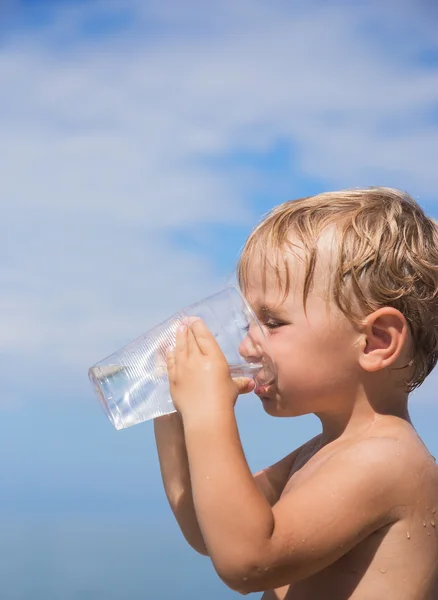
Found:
[154,187,438,599]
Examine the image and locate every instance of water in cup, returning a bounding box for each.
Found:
[90,361,265,429]
[88,285,275,429]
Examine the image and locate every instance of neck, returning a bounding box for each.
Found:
[315,385,412,446]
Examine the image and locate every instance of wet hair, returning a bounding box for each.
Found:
[237,187,438,391]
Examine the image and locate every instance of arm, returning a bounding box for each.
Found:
[154,413,303,555]
[182,409,405,594]
[154,413,208,555]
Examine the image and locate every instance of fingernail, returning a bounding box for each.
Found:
[182,316,200,326]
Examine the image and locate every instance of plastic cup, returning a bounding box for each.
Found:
[88,285,275,430]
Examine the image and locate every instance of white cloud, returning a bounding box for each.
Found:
[1,0,437,378]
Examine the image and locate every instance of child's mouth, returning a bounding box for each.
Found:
[254,383,273,396]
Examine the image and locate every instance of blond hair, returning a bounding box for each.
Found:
[237,187,438,391]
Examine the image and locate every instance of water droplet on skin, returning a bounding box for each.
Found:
[428,532,431,536]
[433,508,437,514]
[380,568,387,574]
[431,520,436,528]
[242,577,248,582]
[407,532,411,539]
[423,521,427,527]
[396,453,400,456]
[264,567,269,572]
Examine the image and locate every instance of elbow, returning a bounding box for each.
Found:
[213,555,272,595]
[219,577,257,596]
[216,572,253,595]
[215,555,300,595]
[217,568,266,595]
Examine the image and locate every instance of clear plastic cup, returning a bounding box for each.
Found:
[88,285,275,430]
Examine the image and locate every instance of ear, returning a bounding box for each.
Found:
[358,307,408,373]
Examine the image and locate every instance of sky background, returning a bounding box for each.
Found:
[1,1,438,598]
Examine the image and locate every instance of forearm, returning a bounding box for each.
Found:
[154,413,208,554]
[182,408,274,575]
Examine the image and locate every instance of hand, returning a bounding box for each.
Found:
[166,317,255,420]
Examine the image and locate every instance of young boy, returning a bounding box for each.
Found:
[154,187,438,599]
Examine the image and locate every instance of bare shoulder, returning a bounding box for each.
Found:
[313,421,438,518]
[370,421,438,508]
[362,420,437,477]
[281,421,438,528]
[332,421,435,477]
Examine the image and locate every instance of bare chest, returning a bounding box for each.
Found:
[281,442,330,494]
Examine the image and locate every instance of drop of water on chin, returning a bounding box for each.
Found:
[431,520,436,528]
[380,568,387,574]
[423,521,427,527]
[406,532,411,539]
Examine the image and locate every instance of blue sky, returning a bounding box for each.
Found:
[1,1,438,598]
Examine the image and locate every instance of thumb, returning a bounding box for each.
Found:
[232,377,256,395]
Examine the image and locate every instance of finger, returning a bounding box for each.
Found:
[232,377,256,395]
[166,348,176,374]
[187,323,199,356]
[181,316,200,327]
[189,318,219,356]
[175,323,188,358]
[181,316,201,355]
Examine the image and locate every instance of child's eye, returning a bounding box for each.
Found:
[265,319,284,330]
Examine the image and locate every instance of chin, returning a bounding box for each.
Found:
[260,394,309,418]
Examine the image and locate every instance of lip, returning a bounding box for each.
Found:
[254,383,275,397]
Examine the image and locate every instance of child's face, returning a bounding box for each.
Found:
[242,240,362,418]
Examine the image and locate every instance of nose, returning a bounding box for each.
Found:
[238,326,264,363]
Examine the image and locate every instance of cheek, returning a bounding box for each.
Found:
[320,320,358,364]
[270,324,356,386]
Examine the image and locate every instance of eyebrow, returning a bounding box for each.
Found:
[260,304,287,318]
